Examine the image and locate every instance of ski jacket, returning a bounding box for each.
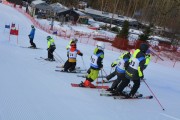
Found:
[47,38,56,49]
[115,52,131,74]
[90,48,104,70]
[144,54,151,70]
[111,52,130,67]
[68,47,82,62]
[125,49,146,80]
[29,28,35,39]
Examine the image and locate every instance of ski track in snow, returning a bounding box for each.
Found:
[161,113,180,120]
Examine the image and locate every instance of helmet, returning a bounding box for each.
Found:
[140,43,149,53]
[146,49,151,54]
[72,38,78,43]
[129,49,135,55]
[31,25,34,28]
[47,36,51,40]
[96,42,105,50]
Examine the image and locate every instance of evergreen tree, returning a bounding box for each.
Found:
[139,26,152,41]
[117,20,129,39]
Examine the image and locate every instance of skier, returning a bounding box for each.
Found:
[62,41,83,72]
[28,25,36,48]
[45,36,56,61]
[79,42,105,88]
[62,38,79,68]
[106,51,131,91]
[114,43,149,98]
[105,49,135,82]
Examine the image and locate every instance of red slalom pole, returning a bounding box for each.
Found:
[143,79,165,111]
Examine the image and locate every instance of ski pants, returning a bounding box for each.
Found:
[106,70,116,80]
[29,38,36,47]
[48,47,55,59]
[110,72,125,90]
[64,61,76,72]
[86,69,99,82]
[116,77,140,96]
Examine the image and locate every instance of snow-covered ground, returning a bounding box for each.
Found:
[1,3,180,120]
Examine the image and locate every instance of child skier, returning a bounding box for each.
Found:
[106,51,131,91]
[62,41,83,72]
[45,36,56,61]
[28,25,36,48]
[79,42,105,88]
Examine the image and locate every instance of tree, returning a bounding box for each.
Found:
[139,26,152,41]
[117,20,129,39]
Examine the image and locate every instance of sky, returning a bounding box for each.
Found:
[0,3,180,120]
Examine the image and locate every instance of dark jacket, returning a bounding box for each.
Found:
[125,49,146,80]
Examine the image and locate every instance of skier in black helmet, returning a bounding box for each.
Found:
[114,43,149,98]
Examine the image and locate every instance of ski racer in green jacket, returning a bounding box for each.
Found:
[45,36,56,61]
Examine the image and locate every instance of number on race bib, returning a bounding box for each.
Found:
[91,56,95,63]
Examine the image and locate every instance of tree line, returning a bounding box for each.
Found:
[49,0,179,40]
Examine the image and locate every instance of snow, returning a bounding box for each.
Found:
[84,8,137,22]
[1,3,180,120]
[31,0,45,5]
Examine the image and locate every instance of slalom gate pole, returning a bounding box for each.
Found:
[143,79,165,111]
[81,56,87,70]
[54,51,65,63]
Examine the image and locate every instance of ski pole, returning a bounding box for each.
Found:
[81,56,87,70]
[143,79,165,111]
[48,50,62,63]
[54,51,65,63]
[53,54,62,63]
[109,67,113,74]
[102,68,108,76]
[100,69,104,87]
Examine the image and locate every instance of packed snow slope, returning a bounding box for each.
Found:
[0,3,180,120]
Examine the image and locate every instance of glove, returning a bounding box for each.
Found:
[111,63,116,67]
[99,65,103,70]
[140,75,144,80]
[87,68,91,74]
[79,53,83,56]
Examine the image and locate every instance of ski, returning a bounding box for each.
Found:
[77,75,106,78]
[20,46,43,50]
[100,92,142,97]
[56,66,81,70]
[71,83,109,89]
[96,80,115,84]
[55,70,81,73]
[113,95,153,100]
